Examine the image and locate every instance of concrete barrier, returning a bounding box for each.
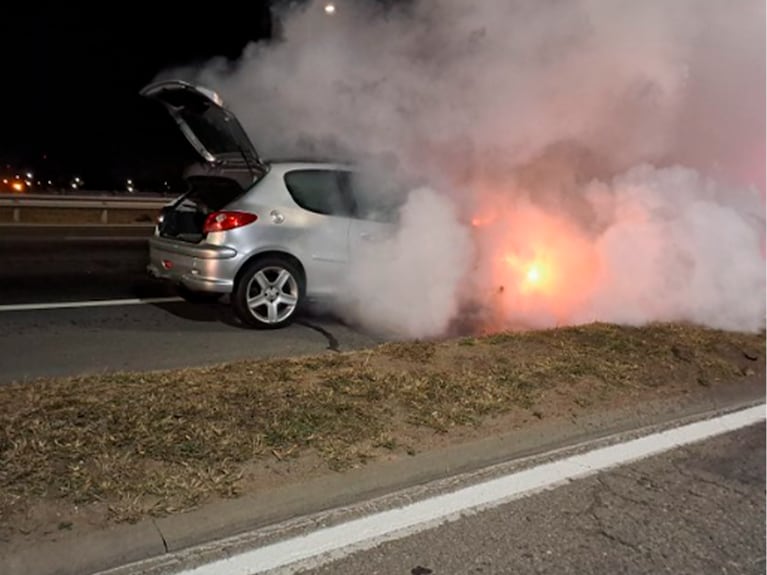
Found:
[0,194,171,225]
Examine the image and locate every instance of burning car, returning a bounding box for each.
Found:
[142,80,398,329]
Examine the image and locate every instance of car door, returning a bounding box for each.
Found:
[340,170,401,257]
[281,168,353,298]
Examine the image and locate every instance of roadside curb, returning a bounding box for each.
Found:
[3,379,764,575]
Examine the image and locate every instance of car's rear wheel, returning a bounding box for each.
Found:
[233,257,305,329]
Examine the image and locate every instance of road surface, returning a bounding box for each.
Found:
[109,405,764,575]
[303,421,765,575]
[0,227,383,384]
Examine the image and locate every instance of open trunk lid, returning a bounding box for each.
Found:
[140,80,265,176]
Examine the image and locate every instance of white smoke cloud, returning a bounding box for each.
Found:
[584,165,764,332]
[340,187,473,338]
[158,0,765,335]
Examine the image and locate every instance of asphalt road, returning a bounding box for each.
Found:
[0,227,384,384]
[305,422,765,575]
[0,228,166,304]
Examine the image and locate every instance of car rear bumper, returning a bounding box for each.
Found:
[147,236,239,293]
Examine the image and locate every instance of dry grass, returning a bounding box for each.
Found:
[0,323,763,527]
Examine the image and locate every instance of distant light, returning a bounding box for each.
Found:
[11,181,24,192]
[324,2,336,14]
[24,180,32,187]
[47,180,53,185]
[2,179,7,185]
[71,183,78,189]
[127,179,133,185]
[25,172,33,179]
[74,176,81,182]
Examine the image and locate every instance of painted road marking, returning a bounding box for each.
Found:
[0,297,184,312]
[177,404,765,575]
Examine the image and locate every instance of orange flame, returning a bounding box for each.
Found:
[502,253,555,295]
[470,184,601,328]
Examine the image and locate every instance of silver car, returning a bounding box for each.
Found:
[141,80,398,329]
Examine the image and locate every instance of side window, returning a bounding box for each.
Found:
[341,170,405,223]
[283,170,354,217]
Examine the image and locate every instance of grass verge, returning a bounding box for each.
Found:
[0,322,763,534]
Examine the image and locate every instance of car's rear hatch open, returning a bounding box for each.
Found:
[156,175,246,243]
[141,80,266,243]
[140,80,265,173]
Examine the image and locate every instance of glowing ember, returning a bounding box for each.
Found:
[526,265,541,284]
[467,184,603,330]
[501,254,554,295]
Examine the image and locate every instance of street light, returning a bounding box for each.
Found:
[324,2,336,15]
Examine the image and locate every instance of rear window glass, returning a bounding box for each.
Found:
[284,170,354,217]
[180,108,244,156]
[157,88,249,157]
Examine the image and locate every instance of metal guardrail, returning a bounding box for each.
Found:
[0,194,171,224]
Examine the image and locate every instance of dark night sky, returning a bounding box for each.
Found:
[2,2,274,189]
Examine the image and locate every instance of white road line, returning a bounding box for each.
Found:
[0,297,183,312]
[179,404,765,575]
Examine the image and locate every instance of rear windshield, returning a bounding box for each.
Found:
[159,89,250,158]
[180,108,248,157]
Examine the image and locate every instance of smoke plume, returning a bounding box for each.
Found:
[159,0,765,336]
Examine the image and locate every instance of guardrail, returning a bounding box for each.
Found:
[0,194,171,224]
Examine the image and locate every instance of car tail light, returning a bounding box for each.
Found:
[203,211,258,233]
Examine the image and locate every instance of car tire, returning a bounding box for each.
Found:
[233,257,305,329]
[177,285,222,304]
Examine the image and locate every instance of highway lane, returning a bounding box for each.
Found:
[0,226,170,304]
[0,227,384,384]
[303,421,766,575]
[120,404,763,575]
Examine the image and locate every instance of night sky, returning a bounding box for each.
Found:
[2,2,274,190]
